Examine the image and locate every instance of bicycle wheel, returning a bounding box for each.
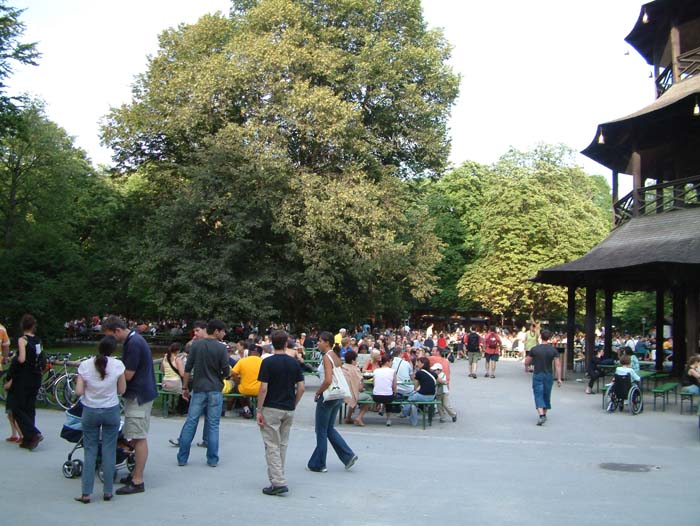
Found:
[54,373,79,410]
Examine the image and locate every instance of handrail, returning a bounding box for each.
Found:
[613,174,700,228]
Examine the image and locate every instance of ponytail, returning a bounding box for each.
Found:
[96,335,118,380]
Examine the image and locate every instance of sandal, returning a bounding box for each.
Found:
[5,436,20,442]
[353,419,365,427]
[103,493,113,501]
[74,495,91,504]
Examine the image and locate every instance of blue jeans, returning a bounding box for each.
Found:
[533,372,554,410]
[81,404,121,496]
[307,396,355,470]
[177,391,223,466]
[402,392,435,426]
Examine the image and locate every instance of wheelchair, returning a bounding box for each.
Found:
[605,374,643,415]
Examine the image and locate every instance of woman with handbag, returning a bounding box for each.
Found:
[74,335,126,503]
[307,331,358,473]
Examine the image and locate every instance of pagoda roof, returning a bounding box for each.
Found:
[581,74,700,172]
[532,207,700,288]
[625,0,700,65]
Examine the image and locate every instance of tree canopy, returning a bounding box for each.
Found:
[100,0,458,326]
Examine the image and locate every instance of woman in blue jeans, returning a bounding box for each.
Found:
[74,336,126,503]
[307,332,358,473]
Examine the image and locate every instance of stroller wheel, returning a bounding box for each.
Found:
[72,459,83,477]
[62,461,74,478]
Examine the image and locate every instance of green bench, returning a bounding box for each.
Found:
[342,399,441,430]
[651,382,679,411]
[680,388,697,415]
[157,387,257,418]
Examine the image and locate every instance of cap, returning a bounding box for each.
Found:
[430,363,443,370]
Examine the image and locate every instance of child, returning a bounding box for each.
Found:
[430,362,457,423]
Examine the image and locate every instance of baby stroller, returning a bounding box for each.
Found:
[60,400,135,481]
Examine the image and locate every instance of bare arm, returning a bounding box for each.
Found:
[256,382,268,427]
[315,354,332,397]
[75,375,85,396]
[294,380,305,407]
[18,336,26,364]
[124,369,135,382]
[554,356,562,385]
[117,373,127,395]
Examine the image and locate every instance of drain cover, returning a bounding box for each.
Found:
[599,463,660,472]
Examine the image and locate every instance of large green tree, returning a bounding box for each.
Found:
[457,144,611,320]
[101,0,458,325]
[0,102,113,338]
[0,1,39,136]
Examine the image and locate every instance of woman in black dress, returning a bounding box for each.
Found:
[13,314,46,450]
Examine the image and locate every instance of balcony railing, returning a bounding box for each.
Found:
[613,174,700,227]
[655,46,700,97]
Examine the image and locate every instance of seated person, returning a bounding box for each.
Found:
[358,355,396,426]
[230,345,262,418]
[342,351,371,426]
[585,347,605,395]
[613,355,640,384]
[682,355,700,395]
[401,357,436,427]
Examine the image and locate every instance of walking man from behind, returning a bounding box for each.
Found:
[256,329,305,496]
[177,319,230,467]
[524,329,562,426]
[103,316,158,495]
[465,326,482,378]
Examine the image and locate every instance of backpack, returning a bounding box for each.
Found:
[486,333,499,349]
[467,332,480,352]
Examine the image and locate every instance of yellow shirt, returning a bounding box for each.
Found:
[334,333,342,345]
[232,355,262,396]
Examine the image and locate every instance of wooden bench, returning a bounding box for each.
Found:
[651,382,679,411]
[342,399,441,430]
[680,388,697,415]
[223,392,257,418]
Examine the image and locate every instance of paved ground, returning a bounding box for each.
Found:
[3,359,697,525]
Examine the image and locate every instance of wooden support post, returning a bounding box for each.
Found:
[655,289,665,372]
[567,285,576,372]
[585,285,597,372]
[672,286,687,378]
[631,152,642,217]
[612,170,619,224]
[604,288,613,358]
[687,285,699,356]
[670,25,681,83]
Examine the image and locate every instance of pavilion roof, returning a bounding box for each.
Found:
[625,0,700,65]
[581,74,700,172]
[532,207,700,288]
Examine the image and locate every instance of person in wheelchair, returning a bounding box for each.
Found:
[606,355,643,413]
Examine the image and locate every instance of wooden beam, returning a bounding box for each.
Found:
[655,288,665,372]
[631,151,642,217]
[672,286,686,377]
[604,288,613,358]
[585,285,597,372]
[670,25,681,83]
[567,285,576,371]
[687,286,699,356]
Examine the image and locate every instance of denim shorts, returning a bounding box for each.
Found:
[484,353,499,362]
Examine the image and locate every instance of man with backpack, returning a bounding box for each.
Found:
[465,327,482,378]
[483,326,502,378]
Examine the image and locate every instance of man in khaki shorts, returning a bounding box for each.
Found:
[103,316,157,495]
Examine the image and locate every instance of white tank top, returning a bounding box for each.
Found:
[373,367,395,396]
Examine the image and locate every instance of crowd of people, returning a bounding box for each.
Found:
[2,313,696,502]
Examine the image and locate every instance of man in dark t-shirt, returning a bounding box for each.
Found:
[256,330,305,496]
[524,330,561,426]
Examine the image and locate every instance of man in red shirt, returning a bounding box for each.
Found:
[483,326,502,378]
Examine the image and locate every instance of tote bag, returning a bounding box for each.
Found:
[324,354,350,401]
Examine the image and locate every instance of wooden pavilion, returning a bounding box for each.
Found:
[533,0,700,376]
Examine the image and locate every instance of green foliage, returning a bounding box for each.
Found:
[100,0,458,325]
[612,291,670,334]
[456,144,611,319]
[0,1,39,137]
[0,102,113,339]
